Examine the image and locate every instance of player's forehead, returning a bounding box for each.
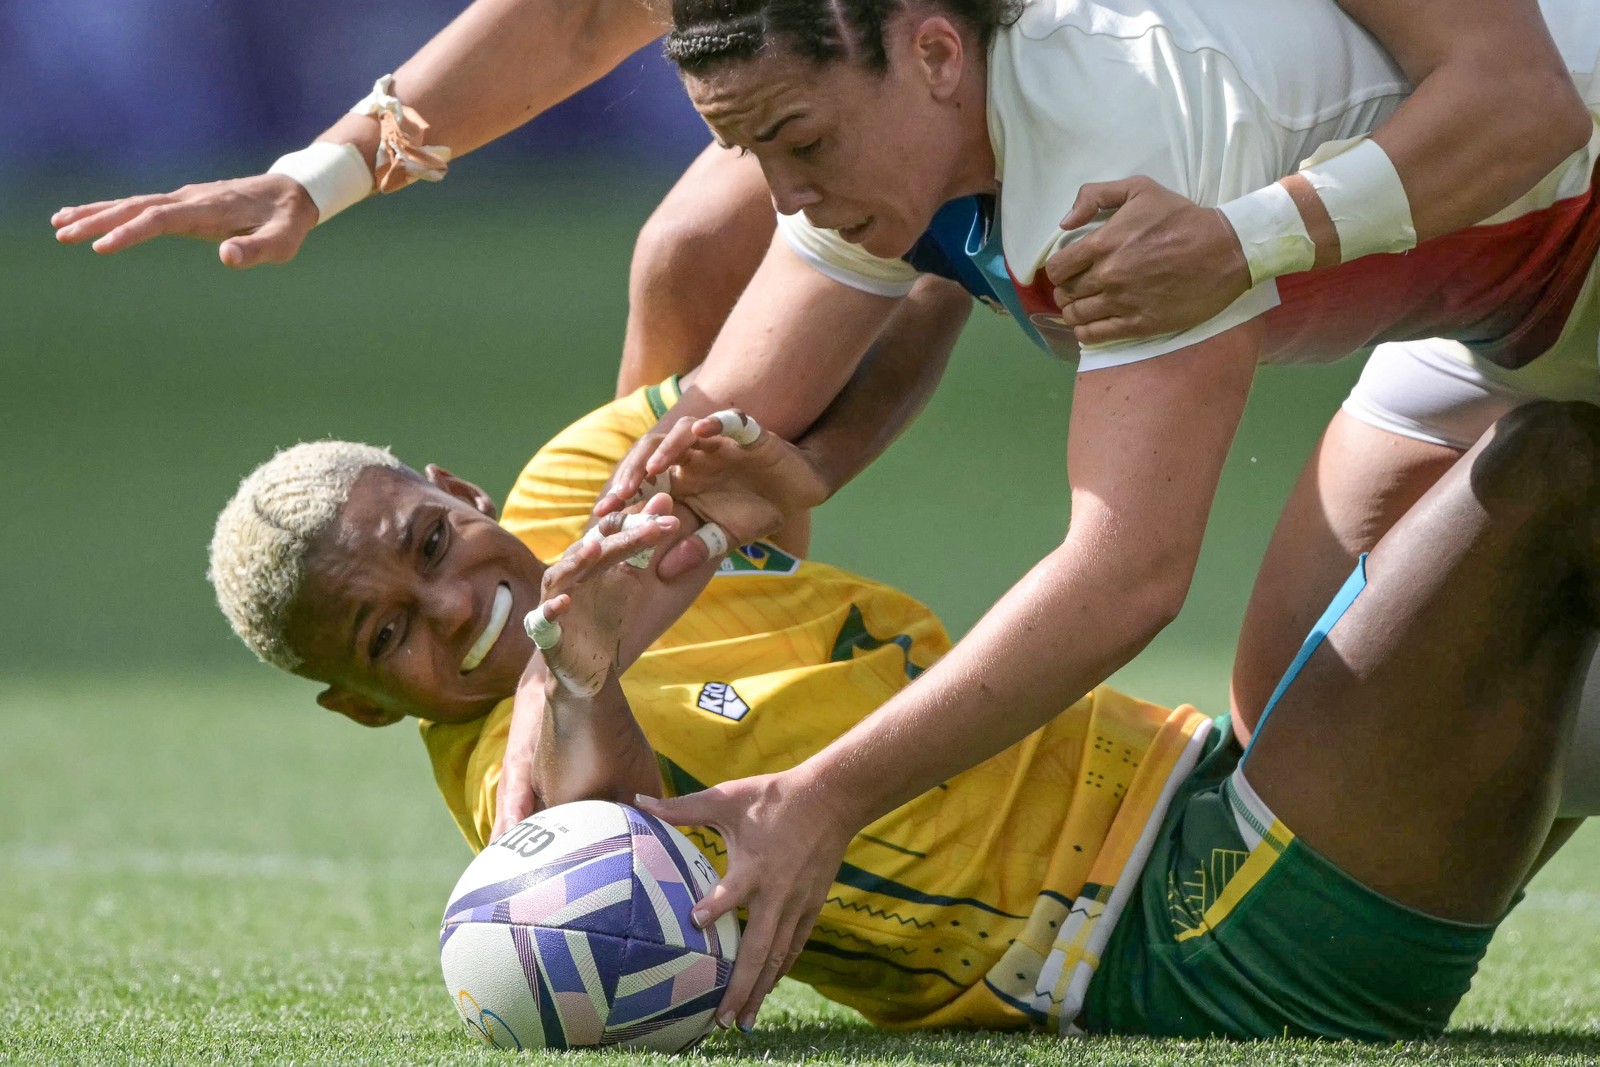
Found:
[688,52,836,145]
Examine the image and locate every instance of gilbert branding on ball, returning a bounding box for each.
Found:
[439,800,739,1051]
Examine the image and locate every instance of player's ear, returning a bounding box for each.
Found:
[426,464,498,519]
[316,686,405,728]
[907,14,965,100]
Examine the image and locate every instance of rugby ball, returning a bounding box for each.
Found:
[439,800,739,1051]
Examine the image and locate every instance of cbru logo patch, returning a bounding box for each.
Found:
[696,682,750,721]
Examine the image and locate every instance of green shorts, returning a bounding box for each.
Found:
[1082,723,1496,1041]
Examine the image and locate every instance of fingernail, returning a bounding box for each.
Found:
[691,908,709,928]
[717,1012,735,1030]
[653,515,675,526]
[738,1017,755,1033]
[633,793,651,806]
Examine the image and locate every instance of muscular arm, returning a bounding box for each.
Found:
[1347,0,1590,245]
[640,325,1263,1026]
[806,325,1259,822]
[316,0,667,172]
[1049,0,1591,343]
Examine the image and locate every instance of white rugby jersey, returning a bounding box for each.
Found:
[781,0,1600,372]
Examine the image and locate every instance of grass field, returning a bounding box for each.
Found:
[6,169,1600,1063]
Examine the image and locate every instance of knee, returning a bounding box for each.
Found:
[1472,401,1600,505]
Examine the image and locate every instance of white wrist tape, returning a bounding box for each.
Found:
[267,142,373,225]
[524,606,562,650]
[1216,181,1315,286]
[1301,138,1416,262]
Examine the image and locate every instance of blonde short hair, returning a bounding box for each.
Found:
[208,441,405,671]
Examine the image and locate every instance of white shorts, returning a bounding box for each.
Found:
[1343,267,1600,450]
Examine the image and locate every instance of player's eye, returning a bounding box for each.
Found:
[370,620,398,659]
[423,519,447,562]
[792,138,821,160]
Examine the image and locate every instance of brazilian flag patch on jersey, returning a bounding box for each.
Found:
[717,542,801,576]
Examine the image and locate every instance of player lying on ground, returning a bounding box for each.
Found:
[210,376,1600,1039]
[45,0,1588,350]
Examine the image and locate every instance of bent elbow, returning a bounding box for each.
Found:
[1525,70,1593,163]
[1120,561,1191,651]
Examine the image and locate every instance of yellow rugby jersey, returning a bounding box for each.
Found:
[421,380,1215,1032]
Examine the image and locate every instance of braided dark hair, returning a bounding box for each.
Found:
[665,0,1021,75]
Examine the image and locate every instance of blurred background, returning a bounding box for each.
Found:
[2,0,1361,693]
[22,6,1589,1058]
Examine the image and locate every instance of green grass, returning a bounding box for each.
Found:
[5,675,1600,1065]
[8,170,1600,1062]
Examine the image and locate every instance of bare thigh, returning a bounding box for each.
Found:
[1242,403,1600,923]
[1230,410,1460,740]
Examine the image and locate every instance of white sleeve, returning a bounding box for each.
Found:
[1074,283,1281,372]
[775,211,920,298]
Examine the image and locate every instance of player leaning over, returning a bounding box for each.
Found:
[48,0,1589,352]
[209,382,1600,1039]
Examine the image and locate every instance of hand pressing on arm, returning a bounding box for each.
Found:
[1043,0,1590,345]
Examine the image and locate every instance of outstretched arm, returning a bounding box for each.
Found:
[1046,0,1591,344]
[52,0,665,265]
[640,323,1261,1030]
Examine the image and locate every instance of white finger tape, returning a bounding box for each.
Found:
[695,523,731,559]
[524,606,562,650]
[713,410,762,446]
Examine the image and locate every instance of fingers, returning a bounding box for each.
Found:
[1057,176,1142,231]
[218,214,306,268]
[736,918,812,1031]
[1053,293,1117,328]
[52,196,160,245]
[1072,316,1143,346]
[645,416,702,478]
[491,771,538,841]
[51,199,123,227]
[710,409,762,446]
[523,596,569,650]
[596,432,673,517]
[657,534,711,580]
[654,521,731,581]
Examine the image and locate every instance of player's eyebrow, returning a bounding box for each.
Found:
[754,114,802,143]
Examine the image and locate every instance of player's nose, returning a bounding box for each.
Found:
[765,167,820,216]
[421,577,477,642]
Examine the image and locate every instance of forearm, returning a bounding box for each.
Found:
[802,538,1181,826]
[314,0,666,167]
[1340,0,1590,243]
[538,674,665,807]
[797,277,970,495]
[685,235,901,440]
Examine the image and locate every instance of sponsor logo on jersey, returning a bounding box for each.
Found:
[696,682,750,721]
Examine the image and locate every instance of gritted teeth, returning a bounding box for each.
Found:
[461,583,512,673]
